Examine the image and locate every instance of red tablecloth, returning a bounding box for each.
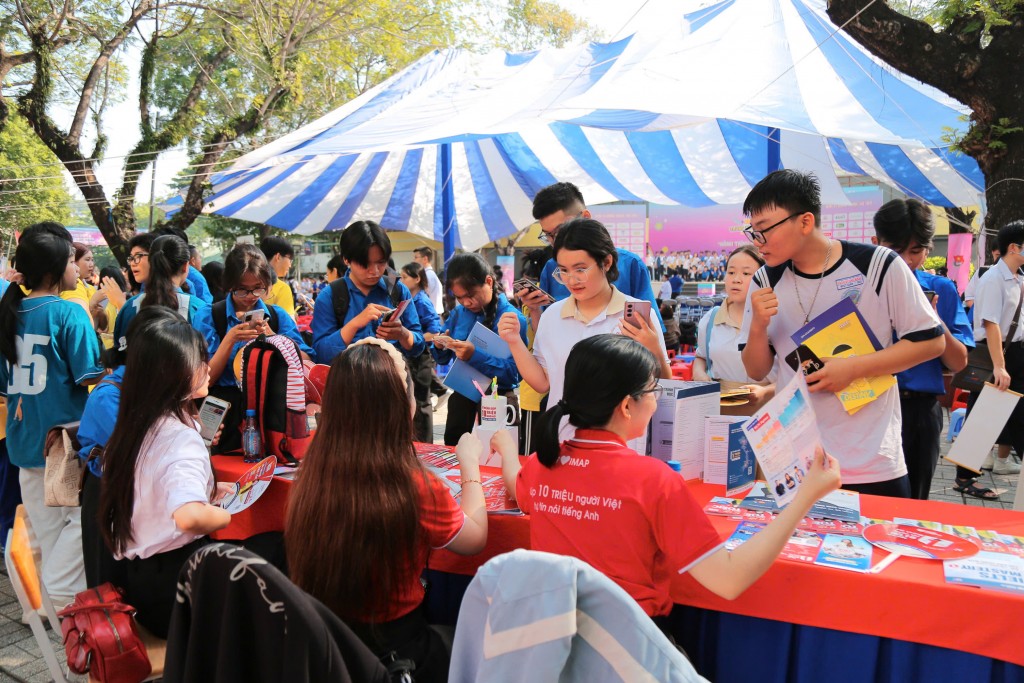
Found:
[212,455,1024,667]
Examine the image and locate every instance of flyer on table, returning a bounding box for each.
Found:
[740,371,820,507]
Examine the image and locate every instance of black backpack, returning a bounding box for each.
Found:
[211,301,281,340]
[329,269,404,324]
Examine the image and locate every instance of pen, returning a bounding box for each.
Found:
[472,380,487,398]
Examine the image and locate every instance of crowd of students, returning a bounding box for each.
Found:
[0,170,1018,679]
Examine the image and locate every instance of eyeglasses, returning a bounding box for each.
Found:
[552,265,595,285]
[126,253,148,265]
[743,212,803,246]
[231,287,268,298]
[633,384,665,400]
[538,211,585,246]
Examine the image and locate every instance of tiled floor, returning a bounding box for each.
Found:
[0,405,1017,681]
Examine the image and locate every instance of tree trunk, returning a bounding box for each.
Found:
[978,130,1024,237]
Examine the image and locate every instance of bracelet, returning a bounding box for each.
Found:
[462,479,482,486]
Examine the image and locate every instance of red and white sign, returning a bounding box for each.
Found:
[863,523,980,560]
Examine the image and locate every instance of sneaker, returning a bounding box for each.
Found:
[433,389,452,413]
[993,457,1022,475]
[981,453,995,471]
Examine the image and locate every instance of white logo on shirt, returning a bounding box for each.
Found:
[9,334,50,395]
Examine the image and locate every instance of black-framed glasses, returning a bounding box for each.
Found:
[743,212,803,246]
[538,211,585,246]
[126,252,148,265]
[232,287,268,298]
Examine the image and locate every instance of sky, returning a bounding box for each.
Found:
[78,0,684,209]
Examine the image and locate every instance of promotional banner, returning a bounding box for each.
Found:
[588,204,648,259]
[647,187,884,254]
[946,232,974,295]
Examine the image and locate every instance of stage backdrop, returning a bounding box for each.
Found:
[588,204,649,259]
[648,186,884,254]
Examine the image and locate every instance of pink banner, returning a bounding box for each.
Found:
[588,204,648,258]
[946,232,973,295]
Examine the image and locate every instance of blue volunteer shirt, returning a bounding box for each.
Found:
[114,289,214,353]
[541,248,664,331]
[0,297,104,468]
[431,293,528,392]
[411,290,442,336]
[186,266,214,304]
[77,365,125,477]
[311,274,424,363]
[896,271,974,395]
[192,299,315,388]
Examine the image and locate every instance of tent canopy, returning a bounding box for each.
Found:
[205,0,983,255]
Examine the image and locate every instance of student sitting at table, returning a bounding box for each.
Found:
[98,315,233,638]
[310,220,424,363]
[495,334,840,632]
[194,244,313,453]
[431,253,527,446]
[286,339,489,683]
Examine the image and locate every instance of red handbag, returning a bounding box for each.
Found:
[58,583,152,683]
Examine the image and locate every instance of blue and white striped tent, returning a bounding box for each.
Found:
[205,0,983,258]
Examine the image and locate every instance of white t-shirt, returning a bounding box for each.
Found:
[533,287,669,407]
[425,266,443,314]
[120,416,214,560]
[659,281,672,301]
[738,242,943,485]
[696,303,776,384]
[973,258,1024,343]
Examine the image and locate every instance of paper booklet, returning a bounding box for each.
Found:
[944,552,1024,594]
[738,482,860,523]
[220,456,277,514]
[415,443,521,515]
[704,497,863,536]
[739,371,822,507]
[789,297,895,415]
[650,380,720,479]
[723,521,823,564]
[814,534,874,572]
[441,322,513,402]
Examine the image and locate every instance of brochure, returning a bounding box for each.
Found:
[814,534,874,572]
[441,322,513,402]
[740,371,821,507]
[789,297,895,415]
[649,379,720,477]
[726,421,757,497]
[420,444,522,515]
[703,416,740,486]
[724,521,823,564]
[738,482,860,523]
[944,551,1024,594]
[220,456,277,514]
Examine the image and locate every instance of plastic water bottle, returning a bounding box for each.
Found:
[242,409,262,463]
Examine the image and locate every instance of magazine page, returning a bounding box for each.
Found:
[814,534,873,572]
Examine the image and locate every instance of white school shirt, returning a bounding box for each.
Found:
[425,266,444,314]
[738,242,943,485]
[695,303,776,384]
[972,258,1024,343]
[120,416,215,560]
[659,281,673,301]
[533,287,669,407]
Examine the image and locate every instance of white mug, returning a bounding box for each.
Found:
[480,395,516,427]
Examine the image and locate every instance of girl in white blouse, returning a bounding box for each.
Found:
[98,316,231,637]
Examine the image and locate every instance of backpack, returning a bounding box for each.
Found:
[703,305,720,379]
[210,301,280,340]
[330,269,404,325]
[240,335,312,465]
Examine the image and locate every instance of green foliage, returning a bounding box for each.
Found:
[933,0,1023,31]
[923,255,975,277]
[188,214,285,256]
[0,112,71,238]
[943,114,1023,155]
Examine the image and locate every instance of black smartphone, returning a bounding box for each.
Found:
[785,345,824,377]
[923,290,936,304]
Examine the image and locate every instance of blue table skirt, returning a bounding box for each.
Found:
[424,570,1024,683]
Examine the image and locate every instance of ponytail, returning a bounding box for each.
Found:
[0,222,74,365]
[143,235,189,311]
[534,334,658,468]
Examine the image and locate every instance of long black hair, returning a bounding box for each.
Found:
[0,222,74,365]
[99,315,209,556]
[535,334,657,467]
[445,253,502,329]
[143,235,190,311]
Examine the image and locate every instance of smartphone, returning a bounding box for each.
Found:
[243,308,265,329]
[513,278,554,304]
[784,345,825,376]
[923,290,936,304]
[382,298,411,324]
[198,395,231,446]
[623,301,652,328]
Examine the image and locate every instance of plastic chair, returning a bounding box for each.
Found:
[947,407,967,442]
[951,389,969,412]
[5,506,66,683]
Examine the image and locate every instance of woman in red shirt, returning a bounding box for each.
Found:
[285,338,488,682]
[498,334,840,623]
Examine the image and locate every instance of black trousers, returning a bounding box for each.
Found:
[350,602,450,683]
[842,475,911,498]
[81,469,119,588]
[407,352,435,443]
[443,391,519,447]
[208,384,244,455]
[900,394,943,500]
[957,342,1024,480]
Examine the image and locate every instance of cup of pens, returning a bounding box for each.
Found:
[480,395,516,427]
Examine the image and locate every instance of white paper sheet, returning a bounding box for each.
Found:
[945,383,1023,473]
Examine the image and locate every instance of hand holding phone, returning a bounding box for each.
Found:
[198,396,231,446]
[243,308,266,330]
[623,301,652,329]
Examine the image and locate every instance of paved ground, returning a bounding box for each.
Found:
[0,402,1016,681]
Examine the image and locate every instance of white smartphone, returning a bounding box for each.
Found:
[623,301,652,328]
[198,396,231,446]
[243,308,265,329]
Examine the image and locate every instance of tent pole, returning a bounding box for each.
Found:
[767,127,782,175]
[441,143,457,266]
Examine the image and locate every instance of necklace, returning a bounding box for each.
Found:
[793,239,833,325]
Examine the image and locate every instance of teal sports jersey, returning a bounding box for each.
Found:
[114,290,214,354]
[0,296,104,468]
